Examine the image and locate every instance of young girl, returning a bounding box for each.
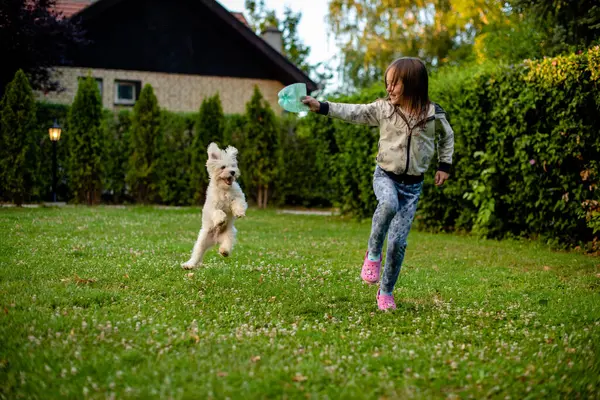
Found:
[302,57,454,311]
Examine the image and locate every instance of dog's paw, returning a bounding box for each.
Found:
[218,248,230,257]
[181,261,197,270]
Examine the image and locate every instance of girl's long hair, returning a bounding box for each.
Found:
[384,57,430,130]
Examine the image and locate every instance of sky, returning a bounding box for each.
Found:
[216,0,341,92]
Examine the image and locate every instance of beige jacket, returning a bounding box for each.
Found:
[318,100,454,176]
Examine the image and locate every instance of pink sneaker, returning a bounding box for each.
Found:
[377,289,396,311]
[361,251,381,284]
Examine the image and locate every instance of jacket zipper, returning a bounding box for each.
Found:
[397,110,435,175]
[405,116,436,174]
[404,135,412,174]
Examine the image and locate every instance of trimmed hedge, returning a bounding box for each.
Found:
[421,47,600,248]
[310,48,600,249]
[276,114,334,207]
[158,111,195,206]
[103,110,133,203]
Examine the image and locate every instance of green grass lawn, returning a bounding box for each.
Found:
[0,206,599,399]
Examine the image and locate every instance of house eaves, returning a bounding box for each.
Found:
[70,0,318,92]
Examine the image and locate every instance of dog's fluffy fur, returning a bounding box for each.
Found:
[182,143,247,269]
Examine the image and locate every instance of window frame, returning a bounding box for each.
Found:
[114,80,141,105]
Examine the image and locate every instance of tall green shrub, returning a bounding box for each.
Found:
[244,86,279,208]
[103,110,132,203]
[0,69,38,205]
[159,111,195,205]
[127,84,162,203]
[190,94,225,204]
[223,114,249,191]
[321,87,383,218]
[67,75,103,204]
[417,64,498,233]
[281,113,335,207]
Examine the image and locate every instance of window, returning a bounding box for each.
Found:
[114,80,141,105]
[95,79,103,97]
[77,77,103,97]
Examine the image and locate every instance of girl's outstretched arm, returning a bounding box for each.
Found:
[302,96,381,127]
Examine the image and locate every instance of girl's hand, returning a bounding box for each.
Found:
[301,96,320,112]
[435,171,449,186]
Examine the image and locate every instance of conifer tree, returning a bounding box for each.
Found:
[0,69,38,205]
[126,84,162,203]
[190,94,225,204]
[244,86,279,208]
[67,75,103,204]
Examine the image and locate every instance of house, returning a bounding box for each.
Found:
[41,0,318,114]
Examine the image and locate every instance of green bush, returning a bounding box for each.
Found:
[223,113,250,192]
[127,84,162,204]
[158,111,195,205]
[315,48,600,249]
[244,86,280,208]
[299,87,384,218]
[0,70,38,205]
[67,75,103,204]
[190,94,225,204]
[103,110,132,203]
[423,47,600,248]
[22,95,333,210]
[275,113,333,207]
[417,63,500,234]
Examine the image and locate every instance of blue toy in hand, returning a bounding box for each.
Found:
[278,83,310,113]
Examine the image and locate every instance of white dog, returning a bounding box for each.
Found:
[182,143,247,269]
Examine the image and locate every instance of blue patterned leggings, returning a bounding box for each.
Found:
[368,166,423,293]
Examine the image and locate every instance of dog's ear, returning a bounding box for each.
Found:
[225,146,238,159]
[207,142,221,160]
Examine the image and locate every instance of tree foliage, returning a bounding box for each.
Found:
[0,70,38,205]
[327,0,508,88]
[159,112,195,206]
[244,86,280,208]
[103,110,132,203]
[327,0,600,89]
[190,93,225,204]
[67,76,103,204]
[474,0,600,64]
[508,0,600,56]
[0,0,86,96]
[244,0,312,75]
[126,84,162,204]
[473,11,545,64]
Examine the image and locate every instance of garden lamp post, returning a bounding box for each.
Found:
[48,120,62,202]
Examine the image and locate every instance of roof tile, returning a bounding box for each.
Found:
[230,11,250,28]
[53,0,93,17]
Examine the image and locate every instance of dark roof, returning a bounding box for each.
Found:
[70,0,317,92]
[54,0,93,18]
[55,1,250,27]
[230,11,250,27]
